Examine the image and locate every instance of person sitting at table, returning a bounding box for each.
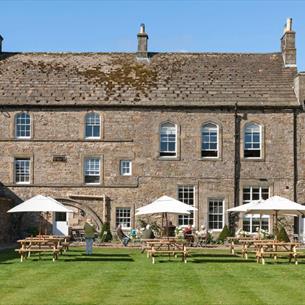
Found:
[142,224,155,239]
[197,225,207,238]
[116,224,130,246]
[167,221,176,237]
[84,218,96,255]
[183,225,194,245]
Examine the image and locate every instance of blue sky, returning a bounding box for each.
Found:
[1,0,305,70]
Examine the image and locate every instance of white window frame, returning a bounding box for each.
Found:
[120,160,132,176]
[177,185,195,227]
[14,158,30,184]
[116,208,131,229]
[84,158,100,185]
[244,123,262,159]
[208,198,225,231]
[242,186,270,233]
[15,112,31,139]
[201,123,219,158]
[160,122,177,157]
[243,215,270,234]
[85,112,101,139]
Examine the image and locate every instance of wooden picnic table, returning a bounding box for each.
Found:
[227,237,272,257]
[145,239,188,264]
[25,235,70,252]
[254,241,300,265]
[140,238,176,253]
[16,236,69,262]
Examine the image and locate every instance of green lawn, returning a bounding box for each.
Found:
[1,247,305,305]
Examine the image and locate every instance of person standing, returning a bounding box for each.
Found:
[84,218,96,255]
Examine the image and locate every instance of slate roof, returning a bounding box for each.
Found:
[0,52,298,107]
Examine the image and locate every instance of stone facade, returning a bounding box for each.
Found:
[0,20,304,241]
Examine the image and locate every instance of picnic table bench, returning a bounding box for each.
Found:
[227,237,274,259]
[140,238,176,253]
[145,239,188,264]
[16,237,69,262]
[254,241,300,265]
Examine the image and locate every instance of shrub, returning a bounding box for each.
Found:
[217,225,232,243]
[206,232,214,244]
[277,226,290,242]
[100,223,112,242]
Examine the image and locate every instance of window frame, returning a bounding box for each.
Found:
[243,122,262,159]
[14,158,31,185]
[83,157,101,185]
[201,122,219,159]
[177,185,195,227]
[116,208,131,229]
[120,160,132,176]
[159,122,177,158]
[15,112,31,139]
[242,186,270,233]
[84,112,101,140]
[208,198,225,231]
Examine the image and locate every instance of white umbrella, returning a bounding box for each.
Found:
[136,195,197,237]
[136,195,196,216]
[246,196,305,239]
[247,196,305,216]
[7,195,72,235]
[227,199,266,238]
[7,195,72,213]
[227,199,265,213]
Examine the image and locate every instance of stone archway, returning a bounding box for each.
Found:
[55,197,103,231]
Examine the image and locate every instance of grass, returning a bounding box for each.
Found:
[1,247,305,305]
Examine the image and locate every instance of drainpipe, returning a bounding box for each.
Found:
[230,103,241,234]
[234,103,241,207]
[293,110,299,234]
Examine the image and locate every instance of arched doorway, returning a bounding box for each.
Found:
[54,197,104,232]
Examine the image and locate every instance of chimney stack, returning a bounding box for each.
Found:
[137,23,148,58]
[0,35,3,53]
[281,18,296,67]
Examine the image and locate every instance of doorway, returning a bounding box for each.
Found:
[53,212,69,235]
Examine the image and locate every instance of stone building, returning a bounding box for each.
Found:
[0,20,305,242]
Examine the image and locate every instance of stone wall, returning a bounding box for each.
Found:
[0,108,298,240]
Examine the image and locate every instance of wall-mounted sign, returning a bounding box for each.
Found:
[53,155,67,162]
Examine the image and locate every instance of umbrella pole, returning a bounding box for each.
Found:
[275,211,278,240]
[165,212,169,239]
[259,214,262,240]
[39,212,42,236]
[161,213,164,236]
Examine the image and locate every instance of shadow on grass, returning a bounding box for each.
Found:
[192,258,256,263]
[63,257,134,262]
[81,253,131,257]
[0,249,18,264]
[157,260,187,264]
[191,253,238,258]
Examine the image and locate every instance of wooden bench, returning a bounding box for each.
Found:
[15,248,61,262]
[16,238,66,262]
[256,250,299,265]
[255,242,300,265]
[147,249,188,264]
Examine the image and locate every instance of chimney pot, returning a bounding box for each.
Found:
[137,23,148,58]
[0,35,3,53]
[281,18,296,67]
[284,18,293,34]
[140,23,145,34]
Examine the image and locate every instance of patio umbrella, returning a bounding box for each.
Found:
[227,199,266,238]
[246,196,305,239]
[227,200,265,213]
[135,195,197,237]
[7,195,73,235]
